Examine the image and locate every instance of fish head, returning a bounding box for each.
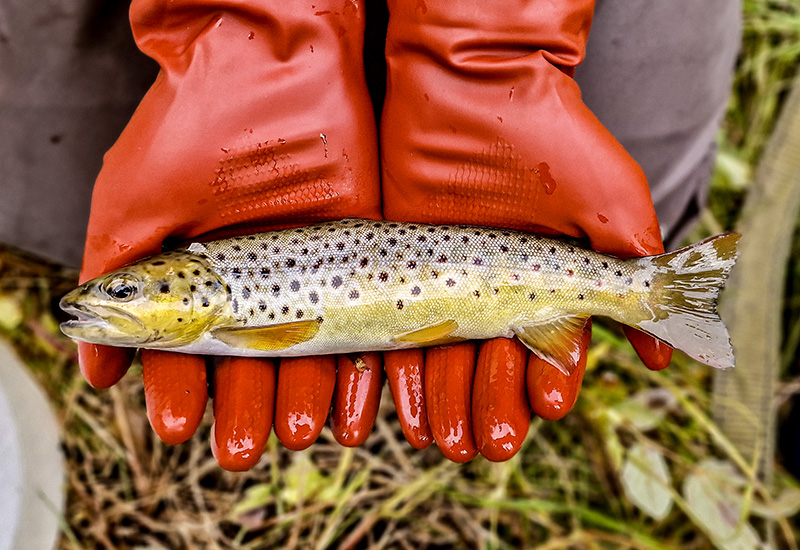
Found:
[60,252,232,348]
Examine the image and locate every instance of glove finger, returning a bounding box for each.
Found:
[78,342,134,389]
[274,356,336,451]
[211,357,277,471]
[623,326,673,371]
[472,338,530,462]
[384,349,433,449]
[141,350,208,444]
[424,342,478,463]
[331,353,383,447]
[527,318,591,421]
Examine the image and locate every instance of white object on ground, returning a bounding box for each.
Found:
[0,341,64,550]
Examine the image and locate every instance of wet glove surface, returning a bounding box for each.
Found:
[380,0,672,461]
[79,0,381,471]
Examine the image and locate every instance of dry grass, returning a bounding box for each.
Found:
[1,1,800,548]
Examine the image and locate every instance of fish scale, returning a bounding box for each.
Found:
[188,220,648,351]
[60,218,740,373]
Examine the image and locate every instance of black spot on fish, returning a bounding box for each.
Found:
[474,290,481,297]
[190,285,197,292]
[411,286,421,296]
[379,249,388,257]
[443,235,451,241]
[500,245,509,253]
[201,297,210,307]
[177,318,183,323]
[578,294,584,300]
[366,232,374,240]
[349,290,360,300]
[216,253,226,261]
[550,247,556,254]
[602,262,609,269]
[316,316,324,323]
[492,288,499,295]
[437,254,447,263]
[159,283,170,294]
[625,277,633,285]
[272,284,280,296]
[242,287,251,299]
[282,306,289,315]
[615,270,623,277]
[290,280,300,292]
[332,276,343,289]
[360,257,369,268]
[261,267,271,277]
[309,291,319,304]
[152,260,165,266]
[249,308,255,316]
[273,247,280,254]
[446,278,456,287]
[233,299,239,313]
[247,252,257,261]
[462,236,470,244]
[431,270,438,279]
[232,245,241,252]
[379,272,388,282]
[584,258,590,264]
[398,229,406,235]
[388,237,397,246]
[566,269,574,276]
[296,310,304,319]
[644,281,651,288]
[183,298,189,305]
[262,243,270,250]
[407,260,417,269]
[529,292,536,300]
[177,272,185,279]
[336,242,345,250]
[232,268,242,278]
[193,269,201,276]
[417,235,427,242]
[286,258,296,268]
[473,257,483,266]
[532,264,541,271]
[268,312,275,320]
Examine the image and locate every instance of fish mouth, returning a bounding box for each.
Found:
[59,298,146,343]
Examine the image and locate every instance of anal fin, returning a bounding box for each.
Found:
[514,315,590,375]
[394,319,459,344]
[212,320,320,351]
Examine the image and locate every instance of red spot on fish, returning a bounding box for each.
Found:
[598,213,609,224]
[248,31,255,40]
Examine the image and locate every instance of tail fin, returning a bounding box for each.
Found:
[635,233,741,369]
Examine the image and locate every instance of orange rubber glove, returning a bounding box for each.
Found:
[79,0,382,470]
[380,0,672,461]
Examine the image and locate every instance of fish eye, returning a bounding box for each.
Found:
[103,275,139,302]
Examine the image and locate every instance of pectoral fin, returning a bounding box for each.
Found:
[212,320,320,351]
[393,319,459,344]
[513,315,590,375]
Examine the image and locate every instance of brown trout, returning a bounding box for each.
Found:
[60,219,740,373]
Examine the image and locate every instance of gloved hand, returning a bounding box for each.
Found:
[380,0,672,462]
[79,0,383,470]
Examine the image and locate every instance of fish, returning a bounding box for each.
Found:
[60,219,741,374]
